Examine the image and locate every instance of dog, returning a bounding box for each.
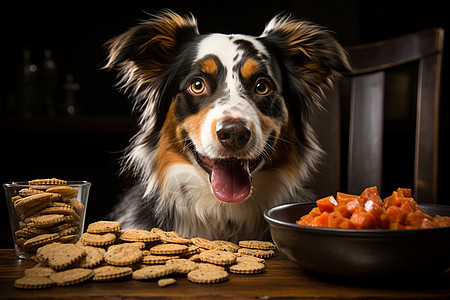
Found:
[104,10,350,241]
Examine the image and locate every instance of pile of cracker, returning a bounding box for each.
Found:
[10,178,84,254]
[14,220,276,289]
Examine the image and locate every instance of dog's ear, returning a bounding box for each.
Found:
[261,15,351,107]
[104,10,199,99]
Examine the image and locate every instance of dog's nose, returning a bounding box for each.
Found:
[216,118,251,152]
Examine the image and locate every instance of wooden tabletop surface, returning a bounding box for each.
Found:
[1,249,449,299]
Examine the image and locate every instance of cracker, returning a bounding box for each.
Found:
[14,276,55,289]
[19,188,44,197]
[30,214,65,228]
[80,232,116,246]
[166,258,199,274]
[49,268,94,286]
[195,262,227,271]
[16,227,51,239]
[142,254,179,265]
[63,198,85,215]
[87,221,121,233]
[132,265,176,280]
[104,244,143,266]
[183,244,200,256]
[150,243,188,255]
[187,268,228,284]
[237,248,275,259]
[229,260,265,274]
[191,237,221,250]
[239,240,276,250]
[158,278,176,287]
[236,254,265,264]
[199,250,237,266]
[151,228,191,244]
[46,186,78,198]
[29,178,67,185]
[74,246,105,268]
[23,233,60,252]
[119,228,160,242]
[213,240,240,253]
[14,193,60,213]
[38,205,77,216]
[44,243,86,271]
[24,266,56,277]
[92,266,133,281]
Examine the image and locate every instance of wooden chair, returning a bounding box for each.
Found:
[311,28,444,203]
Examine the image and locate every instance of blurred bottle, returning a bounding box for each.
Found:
[19,48,38,117]
[41,48,58,117]
[64,73,80,116]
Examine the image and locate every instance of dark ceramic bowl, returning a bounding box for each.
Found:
[264,203,450,278]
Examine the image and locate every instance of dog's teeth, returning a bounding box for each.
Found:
[244,161,251,175]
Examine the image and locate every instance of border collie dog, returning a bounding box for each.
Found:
[105,10,350,241]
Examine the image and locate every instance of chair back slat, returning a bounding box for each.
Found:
[348,71,385,195]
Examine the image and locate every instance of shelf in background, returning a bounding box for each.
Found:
[1,116,137,134]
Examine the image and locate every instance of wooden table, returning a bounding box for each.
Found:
[1,249,449,299]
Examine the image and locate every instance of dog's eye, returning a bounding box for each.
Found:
[255,80,272,95]
[189,79,206,94]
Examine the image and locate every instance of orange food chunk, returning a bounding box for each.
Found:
[316,196,337,213]
[310,212,329,227]
[295,187,449,230]
[350,211,376,229]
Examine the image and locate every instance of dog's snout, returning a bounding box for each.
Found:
[216,119,251,152]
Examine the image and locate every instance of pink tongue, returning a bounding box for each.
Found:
[211,160,251,203]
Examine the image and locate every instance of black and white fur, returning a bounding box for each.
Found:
[105,11,350,241]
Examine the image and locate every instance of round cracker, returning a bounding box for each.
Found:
[92,266,133,281]
[238,240,276,250]
[132,265,176,280]
[14,276,55,289]
[150,243,188,255]
[199,250,237,266]
[229,260,265,274]
[49,268,93,286]
[104,244,143,266]
[80,232,116,246]
[187,268,228,284]
[119,228,160,242]
[87,221,121,233]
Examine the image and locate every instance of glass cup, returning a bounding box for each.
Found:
[3,180,90,259]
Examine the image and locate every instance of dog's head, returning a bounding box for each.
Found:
[105,11,350,203]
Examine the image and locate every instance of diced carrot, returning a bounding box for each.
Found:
[405,211,426,228]
[383,196,392,208]
[350,211,376,229]
[360,186,380,199]
[297,214,314,225]
[334,204,351,218]
[390,191,408,207]
[396,188,411,197]
[387,206,408,224]
[420,219,433,229]
[378,213,391,229]
[310,212,329,227]
[336,192,359,204]
[390,222,405,230]
[295,186,449,230]
[338,218,356,229]
[328,212,352,228]
[346,199,362,214]
[316,196,337,213]
[310,207,321,217]
[400,200,419,214]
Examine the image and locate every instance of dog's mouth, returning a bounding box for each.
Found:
[191,148,263,203]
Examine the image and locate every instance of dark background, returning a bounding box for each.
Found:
[1,0,449,247]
